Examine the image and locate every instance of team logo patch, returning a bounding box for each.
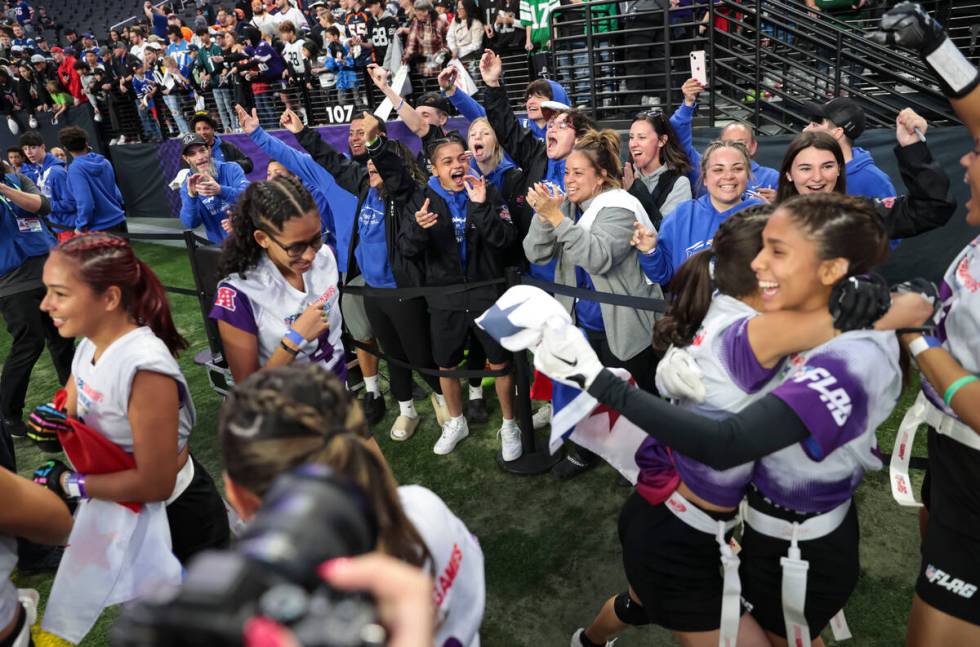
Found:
[792,366,852,426]
[925,564,978,598]
[214,286,238,311]
[875,196,896,210]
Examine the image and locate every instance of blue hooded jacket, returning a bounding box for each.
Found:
[639,194,763,286]
[469,153,518,194]
[427,176,470,268]
[519,80,570,141]
[354,188,396,288]
[0,173,55,277]
[35,154,75,229]
[179,160,249,243]
[846,147,896,200]
[66,152,126,231]
[249,127,359,265]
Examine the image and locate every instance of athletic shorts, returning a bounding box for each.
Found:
[739,489,859,641]
[341,275,373,343]
[619,491,739,632]
[429,308,510,369]
[166,455,231,565]
[915,518,980,625]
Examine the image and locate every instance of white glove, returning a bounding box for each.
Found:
[534,322,605,390]
[655,346,706,404]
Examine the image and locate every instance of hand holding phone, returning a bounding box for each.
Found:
[690,50,708,86]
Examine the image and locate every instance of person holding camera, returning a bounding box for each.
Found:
[32,233,229,644]
[210,176,346,385]
[219,364,485,647]
[178,131,250,244]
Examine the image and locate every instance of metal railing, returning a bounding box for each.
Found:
[550,0,964,133]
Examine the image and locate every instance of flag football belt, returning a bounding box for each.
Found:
[742,497,853,645]
[891,390,980,508]
[664,491,741,647]
[165,456,195,507]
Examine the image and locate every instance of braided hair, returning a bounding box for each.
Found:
[219,174,319,278]
[54,233,188,355]
[219,364,432,569]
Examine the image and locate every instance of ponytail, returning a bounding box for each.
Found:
[652,205,773,354]
[55,233,188,356]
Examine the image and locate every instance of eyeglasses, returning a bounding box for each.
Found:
[546,118,571,131]
[262,229,323,259]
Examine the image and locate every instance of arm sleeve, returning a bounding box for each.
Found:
[469,188,516,250]
[179,183,202,229]
[447,87,487,121]
[588,369,811,470]
[47,169,75,216]
[879,141,956,240]
[14,173,50,215]
[208,282,259,334]
[223,141,254,174]
[67,168,94,230]
[483,83,546,174]
[637,215,672,285]
[295,125,369,195]
[218,165,249,202]
[552,206,634,275]
[458,22,483,58]
[367,136,424,208]
[251,127,338,192]
[669,102,702,185]
[522,210,559,264]
[660,177,692,219]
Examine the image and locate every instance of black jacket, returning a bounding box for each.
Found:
[217,138,254,175]
[627,168,681,230]
[369,136,517,312]
[877,141,955,240]
[295,125,423,288]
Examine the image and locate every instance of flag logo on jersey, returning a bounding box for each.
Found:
[215,286,237,311]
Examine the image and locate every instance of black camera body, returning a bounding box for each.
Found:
[111,464,385,647]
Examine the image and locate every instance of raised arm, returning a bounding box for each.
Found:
[366,64,429,138]
[478,49,546,171]
[290,116,371,195]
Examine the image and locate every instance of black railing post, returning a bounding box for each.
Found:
[834,29,843,97]
[585,4,598,120]
[753,0,762,130]
[708,1,716,124]
[662,6,671,112]
[498,267,562,476]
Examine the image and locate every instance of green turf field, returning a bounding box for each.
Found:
[4,241,927,646]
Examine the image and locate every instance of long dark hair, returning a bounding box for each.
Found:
[220,174,318,278]
[219,364,432,569]
[456,0,477,29]
[653,205,774,353]
[631,111,693,176]
[54,233,188,356]
[775,131,847,203]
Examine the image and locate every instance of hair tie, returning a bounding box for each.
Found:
[708,254,717,281]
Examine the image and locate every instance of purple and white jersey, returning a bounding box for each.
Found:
[754,330,900,514]
[922,235,980,418]
[209,246,345,378]
[642,295,783,508]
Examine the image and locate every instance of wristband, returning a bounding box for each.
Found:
[64,472,88,499]
[280,340,299,356]
[908,335,941,359]
[944,375,978,408]
[395,98,404,111]
[925,37,980,99]
[284,327,305,347]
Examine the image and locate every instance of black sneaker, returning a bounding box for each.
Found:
[550,454,595,481]
[362,392,385,426]
[466,397,489,424]
[2,418,26,439]
[412,383,427,401]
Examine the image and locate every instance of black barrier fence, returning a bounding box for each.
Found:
[125,229,928,474]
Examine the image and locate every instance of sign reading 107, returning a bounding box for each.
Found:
[325,104,356,124]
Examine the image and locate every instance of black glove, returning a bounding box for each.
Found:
[893,277,942,328]
[869,2,978,98]
[829,273,891,333]
[27,402,69,453]
[33,459,72,500]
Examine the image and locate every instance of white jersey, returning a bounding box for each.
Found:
[0,536,16,632]
[282,38,307,75]
[399,486,485,647]
[276,6,310,31]
[210,246,345,376]
[752,330,900,514]
[72,326,195,454]
[671,295,784,507]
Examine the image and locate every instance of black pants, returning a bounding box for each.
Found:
[166,455,231,565]
[102,220,128,234]
[0,286,75,431]
[362,295,441,402]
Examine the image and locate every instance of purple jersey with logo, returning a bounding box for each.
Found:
[638,295,783,507]
[753,330,900,514]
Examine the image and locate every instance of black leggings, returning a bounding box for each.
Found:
[363,295,442,402]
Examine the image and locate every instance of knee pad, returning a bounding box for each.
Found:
[613,591,650,626]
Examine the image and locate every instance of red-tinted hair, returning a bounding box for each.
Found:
[54,233,188,356]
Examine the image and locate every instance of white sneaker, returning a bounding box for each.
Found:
[570,628,617,647]
[499,423,523,462]
[433,417,469,455]
[532,402,552,430]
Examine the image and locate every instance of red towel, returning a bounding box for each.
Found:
[53,389,141,513]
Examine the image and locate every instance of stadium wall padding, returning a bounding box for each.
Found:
[111,120,973,283]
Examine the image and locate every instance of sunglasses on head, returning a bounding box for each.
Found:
[635,108,666,121]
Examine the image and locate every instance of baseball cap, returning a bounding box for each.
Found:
[417,92,451,115]
[30,54,44,63]
[805,97,866,141]
[180,132,209,154]
[540,99,571,122]
[50,46,63,53]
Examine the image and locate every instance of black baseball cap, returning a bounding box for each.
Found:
[804,97,866,141]
[417,92,451,115]
[180,132,208,154]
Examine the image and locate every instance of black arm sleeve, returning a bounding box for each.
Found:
[483,83,546,174]
[222,141,254,175]
[880,141,956,239]
[296,125,369,196]
[587,369,811,470]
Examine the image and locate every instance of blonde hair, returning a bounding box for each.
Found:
[698,139,751,194]
[573,129,623,190]
[468,117,503,170]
